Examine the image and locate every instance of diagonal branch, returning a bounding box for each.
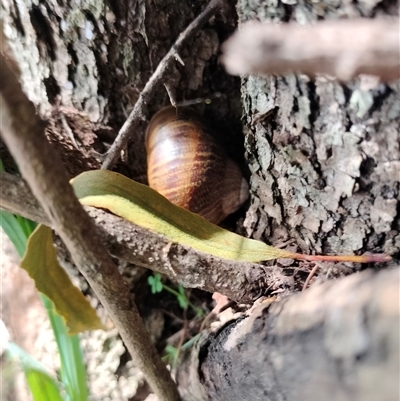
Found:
[0,171,280,304]
[0,44,180,401]
[101,0,224,170]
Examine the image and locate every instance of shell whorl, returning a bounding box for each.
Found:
[146,106,248,224]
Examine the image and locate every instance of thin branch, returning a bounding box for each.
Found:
[221,18,400,81]
[0,172,49,225]
[0,171,280,304]
[302,263,320,291]
[0,48,180,401]
[101,0,224,170]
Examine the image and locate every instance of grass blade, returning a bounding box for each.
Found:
[0,166,89,401]
[0,210,28,257]
[42,295,89,401]
[6,342,64,401]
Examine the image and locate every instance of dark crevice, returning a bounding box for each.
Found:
[307,80,319,128]
[82,10,110,99]
[359,156,376,179]
[43,75,60,104]
[341,83,353,105]
[304,79,322,188]
[281,3,295,22]
[11,0,25,36]
[292,97,299,114]
[372,0,399,16]
[368,85,392,116]
[67,43,78,84]
[29,5,57,61]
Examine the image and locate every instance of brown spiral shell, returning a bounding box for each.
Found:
[145,106,249,224]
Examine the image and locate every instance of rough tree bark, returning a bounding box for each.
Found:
[177,267,400,401]
[237,0,399,261]
[174,0,399,398]
[1,0,398,400]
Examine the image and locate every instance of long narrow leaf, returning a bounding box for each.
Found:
[6,342,64,401]
[72,170,391,263]
[17,214,37,238]
[0,176,89,401]
[42,295,89,401]
[0,210,28,257]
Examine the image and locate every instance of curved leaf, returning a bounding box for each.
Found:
[21,225,105,334]
[72,170,292,262]
[72,170,391,264]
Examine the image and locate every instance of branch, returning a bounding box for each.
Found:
[221,18,400,81]
[0,46,180,401]
[0,171,281,304]
[101,0,224,170]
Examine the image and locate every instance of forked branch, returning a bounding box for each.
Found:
[0,42,180,401]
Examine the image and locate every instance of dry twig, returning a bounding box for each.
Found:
[0,48,180,401]
[101,0,224,170]
[221,19,400,81]
[302,263,321,291]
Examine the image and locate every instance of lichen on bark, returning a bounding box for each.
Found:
[238,0,400,262]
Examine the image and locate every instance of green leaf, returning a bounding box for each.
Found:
[176,294,188,310]
[20,224,105,334]
[0,210,28,257]
[176,286,188,309]
[71,170,295,263]
[6,342,64,401]
[148,276,156,293]
[16,214,37,238]
[148,273,163,294]
[71,170,391,264]
[162,344,178,365]
[41,295,88,401]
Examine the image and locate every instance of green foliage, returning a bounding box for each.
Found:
[147,273,204,318]
[176,285,189,310]
[162,345,178,366]
[148,273,163,294]
[21,225,105,334]
[0,158,89,401]
[41,296,88,401]
[162,335,201,369]
[72,170,299,263]
[5,342,64,401]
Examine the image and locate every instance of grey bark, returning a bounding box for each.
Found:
[177,267,400,401]
[175,1,399,398]
[1,0,399,400]
[238,0,400,262]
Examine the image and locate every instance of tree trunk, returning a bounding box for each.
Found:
[1,0,398,399]
[174,0,399,398]
[175,0,399,398]
[238,1,399,261]
[177,267,400,401]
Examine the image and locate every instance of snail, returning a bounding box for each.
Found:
[145,106,249,225]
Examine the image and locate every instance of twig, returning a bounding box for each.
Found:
[302,263,321,291]
[59,113,79,149]
[0,49,180,401]
[0,171,278,304]
[221,18,400,81]
[101,0,224,170]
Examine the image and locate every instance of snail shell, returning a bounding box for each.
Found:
[145,106,249,224]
